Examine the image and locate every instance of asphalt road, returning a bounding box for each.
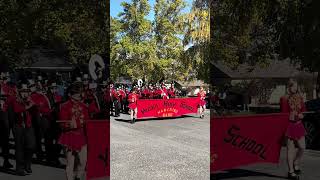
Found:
[110,111,210,180]
[212,148,320,180]
[0,159,65,180]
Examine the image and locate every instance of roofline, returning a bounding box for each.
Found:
[21,67,74,70]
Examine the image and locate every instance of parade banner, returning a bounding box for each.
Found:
[87,120,110,180]
[211,113,289,172]
[137,98,200,119]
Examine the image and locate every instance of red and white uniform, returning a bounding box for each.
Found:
[30,92,51,116]
[161,88,169,99]
[198,90,206,106]
[13,99,32,128]
[155,89,162,99]
[1,83,17,112]
[111,88,120,102]
[142,88,150,99]
[119,89,126,101]
[58,100,89,151]
[128,93,138,110]
[86,90,100,118]
[281,94,306,140]
[168,88,175,98]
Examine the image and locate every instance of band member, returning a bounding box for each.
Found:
[148,84,154,99]
[198,86,206,119]
[109,82,115,116]
[36,76,45,93]
[58,82,89,180]
[86,83,100,119]
[46,82,63,165]
[124,86,130,113]
[128,87,138,124]
[13,84,36,176]
[281,79,306,180]
[168,84,176,98]
[0,72,14,169]
[98,81,110,118]
[29,79,52,160]
[155,85,162,99]
[118,86,126,113]
[112,86,121,117]
[142,86,150,99]
[161,84,169,99]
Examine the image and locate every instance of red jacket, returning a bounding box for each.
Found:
[59,99,89,129]
[198,91,206,100]
[119,89,126,101]
[13,99,32,128]
[168,88,175,98]
[0,82,16,112]
[128,93,138,104]
[111,88,120,101]
[30,92,51,115]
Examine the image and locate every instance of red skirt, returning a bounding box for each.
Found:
[58,129,87,151]
[199,100,206,106]
[285,121,306,140]
[128,103,137,110]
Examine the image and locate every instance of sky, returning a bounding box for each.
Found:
[110,0,193,19]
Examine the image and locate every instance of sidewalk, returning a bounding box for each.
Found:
[212,148,320,180]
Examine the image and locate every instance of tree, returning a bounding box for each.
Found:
[113,0,157,81]
[0,0,109,67]
[278,0,320,96]
[183,0,210,82]
[154,0,187,81]
[210,0,288,69]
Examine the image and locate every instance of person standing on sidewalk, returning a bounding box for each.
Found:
[282,79,306,180]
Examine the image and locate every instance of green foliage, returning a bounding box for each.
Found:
[111,0,197,82]
[183,0,210,82]
[0,0,109,67]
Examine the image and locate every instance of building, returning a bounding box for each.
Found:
[212,59,316,105]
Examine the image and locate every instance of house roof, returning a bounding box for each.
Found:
[177,80,209,87]
[20,47,74,71]
[212,59,312,79]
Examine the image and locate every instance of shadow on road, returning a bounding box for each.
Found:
[211,169,287,179]
[114,115,198,123]
[0,167,17,175]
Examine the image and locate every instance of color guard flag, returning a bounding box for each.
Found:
[211,113,289,172]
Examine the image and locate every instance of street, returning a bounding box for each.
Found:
[212,148,320,180]
[110,110,210,180]
[0,158,65,180]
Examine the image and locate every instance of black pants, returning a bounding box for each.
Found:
[32,114,50,159]
[0,110,12,162]
[15,126,36,171]
[44,116,62,161]
[110,99,114,115]
[114,100,121,116]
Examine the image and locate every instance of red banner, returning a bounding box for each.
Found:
[211,113,289,172]
[86,120,110,180]
[137,98,200,119]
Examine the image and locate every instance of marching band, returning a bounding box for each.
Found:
[0,70,207,178]
[0,71,111,178]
